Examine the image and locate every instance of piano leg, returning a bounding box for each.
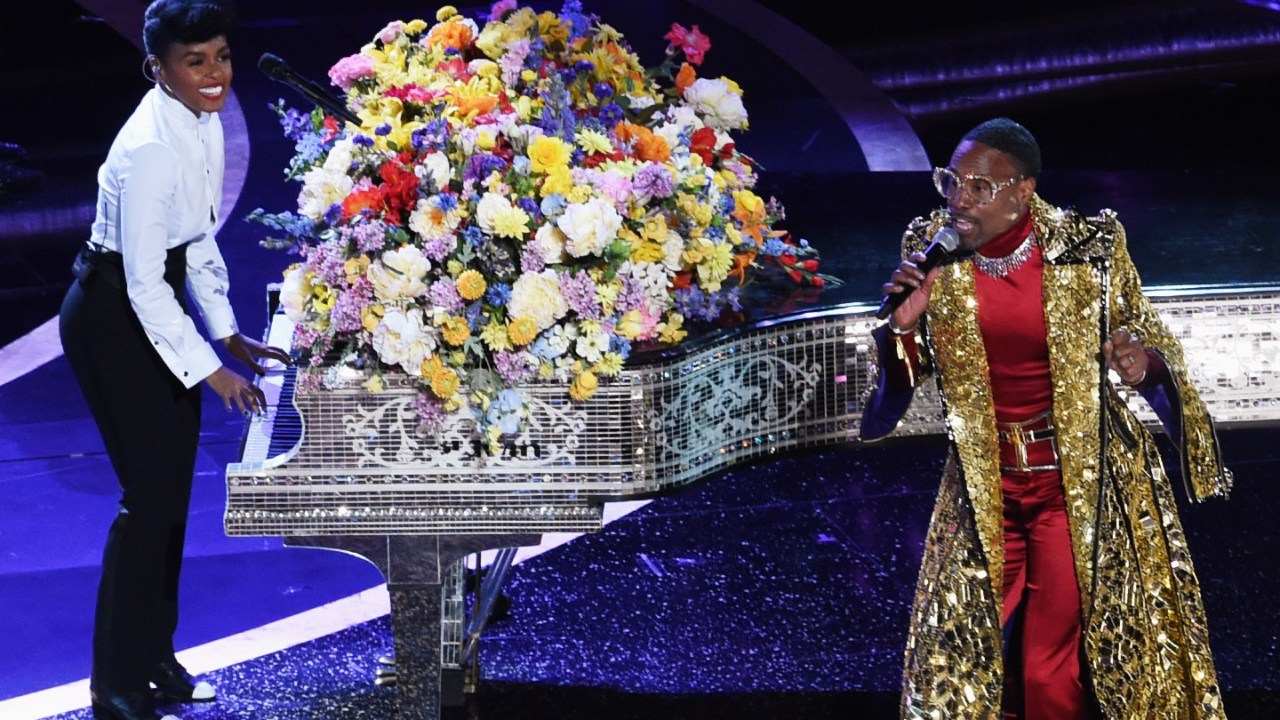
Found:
[387,582,446,719]
[285,534,541,720]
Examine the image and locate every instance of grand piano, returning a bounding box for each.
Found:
[227,282,1280,720]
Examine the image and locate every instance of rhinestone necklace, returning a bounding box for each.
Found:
[974,231,1036,278]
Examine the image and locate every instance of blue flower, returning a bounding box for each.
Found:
[485,283,512,306]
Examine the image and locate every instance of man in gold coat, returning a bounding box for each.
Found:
[861,118,1232,719]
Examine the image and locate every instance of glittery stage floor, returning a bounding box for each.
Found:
[2,1,1280,719]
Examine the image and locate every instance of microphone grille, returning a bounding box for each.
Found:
[258,53,285,76]
[934,227,960,252]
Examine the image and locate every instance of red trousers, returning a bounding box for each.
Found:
[1000,467,1094,720]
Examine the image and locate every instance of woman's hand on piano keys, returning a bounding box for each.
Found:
[223,333,292,376]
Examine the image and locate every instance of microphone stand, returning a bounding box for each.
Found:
[258,53,362,127]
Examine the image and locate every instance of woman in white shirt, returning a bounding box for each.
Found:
[58,2,288,719]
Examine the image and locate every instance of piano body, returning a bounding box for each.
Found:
[227,283,1280,720]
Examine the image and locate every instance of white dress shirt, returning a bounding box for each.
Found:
[89,86,239,388]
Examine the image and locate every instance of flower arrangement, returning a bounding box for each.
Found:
[251,0,835,445]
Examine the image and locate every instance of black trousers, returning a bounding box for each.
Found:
[59,245,201,693]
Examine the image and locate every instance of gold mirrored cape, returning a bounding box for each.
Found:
[898,195,1232,720]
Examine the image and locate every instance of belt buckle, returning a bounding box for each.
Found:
[998,412,1055,473]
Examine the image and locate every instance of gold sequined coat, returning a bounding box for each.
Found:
[879,195,1233,719]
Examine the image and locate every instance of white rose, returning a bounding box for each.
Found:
[418,151,452,191]
[683,78,748,131]
[533,222,569,264]
[508,269,569,331]
[556,197,623,258]
[371,306,436,375]
[409,196,463,242]
[368,244,431,301]
[475,192,513,236]
[322,137,356,173]
[297,166,353,220]
[279,264,309,324]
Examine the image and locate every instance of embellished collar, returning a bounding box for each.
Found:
[974,210,1036,278]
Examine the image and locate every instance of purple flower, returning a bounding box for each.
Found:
[495,351,532,384]
[633,163,675,199]
[559,269,600,320]
[413,393,447,434]
[520,244,547,273]
[429,279,465,313]
[615,275,647,314]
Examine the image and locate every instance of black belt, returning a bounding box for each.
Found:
[72,246,124,289]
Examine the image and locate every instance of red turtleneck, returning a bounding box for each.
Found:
[974,211,1053,422]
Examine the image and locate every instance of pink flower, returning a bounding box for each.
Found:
[488,0,517,22]
[328,54,377,92]
[663,23,711,66]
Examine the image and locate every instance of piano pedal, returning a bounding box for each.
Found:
[375,655,397,686]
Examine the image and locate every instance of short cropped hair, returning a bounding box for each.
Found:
[962,117,1041,179]
[143,0,236,59]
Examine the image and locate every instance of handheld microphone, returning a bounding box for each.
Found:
[875,226,960,320]
[258,53,362,126]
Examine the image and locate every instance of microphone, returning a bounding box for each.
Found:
[258,52,362,126]
[875,226,960,320]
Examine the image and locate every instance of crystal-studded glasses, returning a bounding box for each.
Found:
[932,167,1023,206]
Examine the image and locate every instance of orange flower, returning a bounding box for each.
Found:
[675,62,697,95]
[427,21,474,51]
[727,249,756,285]
[341,187,381,219]
[454,93,499,118]
[614,122,670,163]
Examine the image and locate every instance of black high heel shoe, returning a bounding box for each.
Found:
[90,689,181,720]
[150,658,216,704]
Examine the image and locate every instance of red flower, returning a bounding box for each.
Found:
[378,161,420,223]
[689,127,718,165]
[664,23,711,66]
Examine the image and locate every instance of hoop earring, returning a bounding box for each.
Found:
[141,57,159,83]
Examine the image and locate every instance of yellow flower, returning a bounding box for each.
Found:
[405,19,428,35]
[528,135,572,173]
[362,374,385,393]
[617,309,645,341]
[541,166,574,197]
[696,241,734,291]
[565,184,594,204]
[507,316,539,346]
[344,255,370,285]
[480,321,513,352]
[311,282,335,314]
[361,303,385,333]
[594,352,623,377]
[440,315,471,346]
[456,269,487,300]
[429,365,461,399]
[596,281,619,316]
[658,313,688,344]
[575,128,614,155]
[569,369,599,401]
[436,5,459,21]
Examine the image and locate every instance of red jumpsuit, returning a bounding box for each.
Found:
[975,210,1091,720]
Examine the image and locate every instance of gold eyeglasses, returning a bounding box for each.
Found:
[932,167,1023,206]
